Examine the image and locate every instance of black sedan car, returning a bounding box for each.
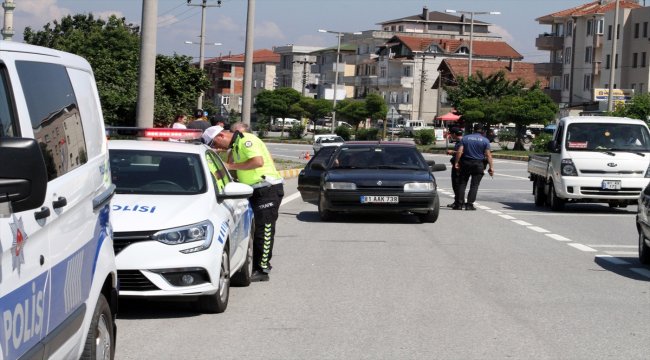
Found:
[636,182,650,264]
[297,141,446,222]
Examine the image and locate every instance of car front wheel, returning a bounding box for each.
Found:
[639,229,650,265]
[418,196,440,223]
[232,222,254,287]
[318,194,333,221]
[197,245,230,313]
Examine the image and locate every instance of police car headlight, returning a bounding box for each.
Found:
[325,182,357,190]
[404,182,434,192]
[153,220,213,246]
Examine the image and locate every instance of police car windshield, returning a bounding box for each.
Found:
[109,150,206,194]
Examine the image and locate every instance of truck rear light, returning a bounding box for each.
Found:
[561,159,578,176]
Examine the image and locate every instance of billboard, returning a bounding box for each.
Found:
[593,88,634,102]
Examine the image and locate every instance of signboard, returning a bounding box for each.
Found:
[593,88,634,102]
[323,88,346,101]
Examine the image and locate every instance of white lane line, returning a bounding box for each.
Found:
[281,192,302,206]
[502,212,634,217]
[595,255,631,265]
[476,205,491,210]
[631,268,650,278]
[487,210,502,214]
[587,245,636,248]
[568,243,597,252]
[528,226,550,233]
[499,214,516,220]
[604,251,638,256]
[512,220,532,226]
[494,173,529,180]
[545,234,572,242]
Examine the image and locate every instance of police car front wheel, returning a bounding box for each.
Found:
[197,245,230,313]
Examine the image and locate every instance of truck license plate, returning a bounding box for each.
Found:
[360,196,398,204]
[601,180,621,190]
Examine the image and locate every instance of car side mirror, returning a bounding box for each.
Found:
[0,138,48,212]
[219,182,253,200]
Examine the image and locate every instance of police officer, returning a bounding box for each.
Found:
[446,128,463,209]
[203,126,284,282]
[453,124,494,210]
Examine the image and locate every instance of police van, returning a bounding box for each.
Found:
[0,42,117,359]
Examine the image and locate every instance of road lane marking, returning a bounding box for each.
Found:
[568,243,597,252]
[494,173,529,180]
[595,255,631,265]
[476,205,491,210]
[281,192,302,206]
[631,268,650,278]
[528,226,549,233]
[499,214,516,220]
[512,220,532,226]
[545,234,571,241]
[587,245,636,248]
[487,210,502,214]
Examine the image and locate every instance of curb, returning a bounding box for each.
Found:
[279,168,302,179]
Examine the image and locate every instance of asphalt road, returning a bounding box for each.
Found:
[115,153,650,359]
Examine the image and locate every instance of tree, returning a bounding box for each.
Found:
[612,93,650,121]
[365,93,388,123]
[253,87,304,137]
[23,13,209,126]
[336,99,368,128]
[498,88,558,150]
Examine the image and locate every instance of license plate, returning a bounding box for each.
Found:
[360,196,398,204]
[601,180,621,190]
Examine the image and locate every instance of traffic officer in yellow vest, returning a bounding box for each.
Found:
[203,126,284,282]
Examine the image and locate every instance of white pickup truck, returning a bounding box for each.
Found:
[528,116,650,210]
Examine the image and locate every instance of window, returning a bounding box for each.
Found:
[585,46,592,63]
[633,53,638,68]
[380,66,386,78]
[555,23,564,36]
[635,23,640,38]
[615,54,619,69]
[608,25,612,40]
[606,54,611,69]
[566,20,573,36]
[632,83,637,92]
[403,91,410,103]
[644,22,648,38]
[564,74,570,90]
[587,19,593,36]
[597,19,605,34]
[617,24,620,39]
[16,61,87,181]
[389,91,398,103]
[397,25,404,32]
[643,52,647,68]
[221,96,230,105]
[583,74,592,91]
[640,83,644,93]
[457,47,469,55]
[206,151,230,193]
[564,47,572,65]
[403,65,412,77]
[0,68,17,137]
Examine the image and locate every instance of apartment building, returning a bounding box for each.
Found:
[535,0,646,113]
[203,49,279,115]
[273,45,323,97]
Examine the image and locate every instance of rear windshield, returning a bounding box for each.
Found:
[565,123,650,152]
[109,150,206,194]
[332,146,426,170]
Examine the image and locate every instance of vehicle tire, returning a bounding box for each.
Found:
[197,245,230,313]
[231,222,254,287]
[533,178,545,206]
[81,294,115,360]
[418,196,440,223]
[548,183,565,211]
[639,229,650,265]
[318,195,333,221]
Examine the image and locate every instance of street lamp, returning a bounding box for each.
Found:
[445,9,500,77]
[185,41,222,109]
[318,29,362,133]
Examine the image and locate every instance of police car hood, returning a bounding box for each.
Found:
[567,150,650,175]
[111,194,208,232]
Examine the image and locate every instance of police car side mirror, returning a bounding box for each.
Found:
[220,182,254,200]
[0,138,48,213]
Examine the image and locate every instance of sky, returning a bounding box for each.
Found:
[7,0,599,63]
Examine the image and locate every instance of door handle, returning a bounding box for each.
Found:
[52,196,67,209]
[34,207,51,220]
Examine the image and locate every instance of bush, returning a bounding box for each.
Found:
[414,129,435,145]
[335,125,352,140]
[256,121,269,138]
[497,128,516,147]
[531,132,552,152]
[355,128,380,140]
[288,123,305,139]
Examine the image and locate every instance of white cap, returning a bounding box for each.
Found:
[202,125,223,145]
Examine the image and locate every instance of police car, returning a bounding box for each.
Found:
[107,128,254,313]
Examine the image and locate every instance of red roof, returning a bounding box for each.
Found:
[442,59,549,88]
[394,35,523,59]
[537,1,641,23]
[204,49,279,65]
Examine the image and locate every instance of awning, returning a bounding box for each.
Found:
[436,111,461,121]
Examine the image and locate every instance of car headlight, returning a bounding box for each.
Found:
[404,182,434,192]
[153,220,214,253]
[325,182,357,190]
[561,159,578,176]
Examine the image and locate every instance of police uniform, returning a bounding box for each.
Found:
[449,137,462,207]
[229,131,284,274]
[456,131,491,209]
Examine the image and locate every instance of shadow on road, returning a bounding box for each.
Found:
[118,298,202,320]
[296,211,420,224]
[594,256,650,282]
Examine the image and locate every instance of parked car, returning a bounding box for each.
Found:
[108,128,255,313]
[636,182,650,264]
[297,141,446,222]
[313,134,345,153]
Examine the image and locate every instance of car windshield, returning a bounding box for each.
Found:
[332,146,426,170]
[565,123,650,152]
[321,136,344,144]
[109,150,206,194]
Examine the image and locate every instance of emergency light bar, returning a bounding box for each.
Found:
[106,127,203,141]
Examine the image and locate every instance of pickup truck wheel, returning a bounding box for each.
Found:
[548,184,565,211]
[533,178,545,206]
[639,230,650,265]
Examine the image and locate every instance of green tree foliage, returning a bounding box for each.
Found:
[23,13,208,126]
[498,88,558,150]
[365,93,388,122]
[336,99,368,128]
[300,97,333,124]
[611,93,650,121]
[254,87,303,121]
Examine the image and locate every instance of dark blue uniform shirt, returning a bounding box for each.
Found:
[460,133,490,160]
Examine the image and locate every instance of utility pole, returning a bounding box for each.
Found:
[136,0,158,128]
[293,57,315,96]
[187,0,221,110]
[607,0,620,112]
[417,54,427,120]
[242,0,255,125]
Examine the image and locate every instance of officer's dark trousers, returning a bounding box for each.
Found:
[456,159,485,206]
[450,163,460,204]
[250,183,284,273]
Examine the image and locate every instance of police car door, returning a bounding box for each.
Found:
[205,151,250,270]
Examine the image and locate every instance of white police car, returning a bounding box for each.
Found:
[107,128,254,313]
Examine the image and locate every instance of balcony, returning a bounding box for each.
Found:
[534,62,562,77]
[535,34,564,51]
